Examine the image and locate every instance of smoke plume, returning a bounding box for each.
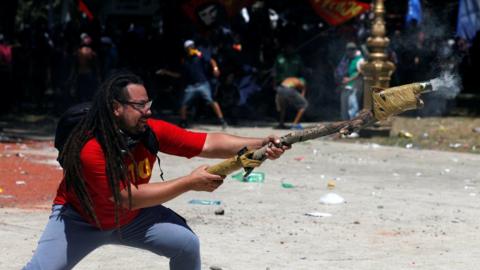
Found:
[429,72,462,99]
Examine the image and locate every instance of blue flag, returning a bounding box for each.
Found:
[406,0,422,25]
[456,0,480,41]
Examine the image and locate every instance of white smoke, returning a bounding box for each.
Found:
[429,72,462,100]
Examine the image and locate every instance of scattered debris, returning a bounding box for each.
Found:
[15,180,26,185]
[0,195,15,199]
[319,192,345,204]
[214,208,225,215]
[440,168,451,175]
[449,143,462,149]
[305,212,332,217]
[398,130,413,139]
[472,127,480,133]
[281,182,295,189]
[231,172,265,183]
[188,199,221,205]
[293,156,304,161]
[327,180,336,190]
[366,143,381,149]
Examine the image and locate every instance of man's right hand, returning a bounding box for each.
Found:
[188,165,225,192]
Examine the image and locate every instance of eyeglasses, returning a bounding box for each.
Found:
[117,99,153,111]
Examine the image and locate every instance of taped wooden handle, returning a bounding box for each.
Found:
[206,156,243,176]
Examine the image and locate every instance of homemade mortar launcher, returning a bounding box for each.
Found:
[206,81,435,178]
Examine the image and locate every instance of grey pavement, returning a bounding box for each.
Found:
[1,125,480,269]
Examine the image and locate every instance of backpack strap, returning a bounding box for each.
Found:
[141,126,164,181]
[141,126,159,155]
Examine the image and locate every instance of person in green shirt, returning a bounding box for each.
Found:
[336,42,364,121]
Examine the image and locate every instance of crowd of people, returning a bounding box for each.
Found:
[2,2,478,269]
[1,3,479,127]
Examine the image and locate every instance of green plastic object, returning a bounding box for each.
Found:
[231,171,265,183]
[281,182,295,189]
[188,199,221,205]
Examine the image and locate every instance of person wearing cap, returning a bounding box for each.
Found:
[156,40,227,129]
[335,42,364,122]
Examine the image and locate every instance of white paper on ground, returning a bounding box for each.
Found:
[305,212,332,217]
[319,192,345,204]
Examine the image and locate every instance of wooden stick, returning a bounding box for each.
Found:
[206,110,377,176]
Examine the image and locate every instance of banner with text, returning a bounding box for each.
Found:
[309,0,370,26]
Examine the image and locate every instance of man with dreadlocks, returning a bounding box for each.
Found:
[23,71,288,270]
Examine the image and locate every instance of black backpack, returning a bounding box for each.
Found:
[55,102,160,167]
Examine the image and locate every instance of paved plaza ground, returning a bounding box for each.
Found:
[1,125,479,269]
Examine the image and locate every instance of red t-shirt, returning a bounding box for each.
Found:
[53,119,207,229]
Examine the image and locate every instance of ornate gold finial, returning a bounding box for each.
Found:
[360,0,396,110]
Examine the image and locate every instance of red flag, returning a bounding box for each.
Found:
[78,0,94,21]
[309,0,370,26]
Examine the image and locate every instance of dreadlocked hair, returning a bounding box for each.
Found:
[60,71,144,229]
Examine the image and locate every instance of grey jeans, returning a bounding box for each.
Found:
[23,204,200,270]
[340,86,359,120]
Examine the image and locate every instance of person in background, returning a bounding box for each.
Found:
[274,76,308,129]
[335,42,364,125]
[69,33,101,103]
[157,40,227,129]
[272,42,309,129]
